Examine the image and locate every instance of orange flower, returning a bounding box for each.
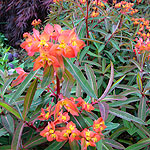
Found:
[54,111,70,124]
[40,122,60,142]
[81,101,95,112]
[58,28,85,58]
[81,128,101,150]
[38,105,54,120]
[91,11,99,18]
[79,0,86,5]
[54,98,79,119]
[93,117,106,133]
[56,121,80,142]
[31,19,41,26]
[11,67,28,87]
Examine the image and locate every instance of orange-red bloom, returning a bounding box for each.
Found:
[81,128,101,150]
[40,122,60,142]
[93,117,106,133]
[54,98,79,119]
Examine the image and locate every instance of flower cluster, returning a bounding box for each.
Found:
[21,24,85,71]
[38,97,106,150]
[114,1,138,15]
[91,0,108,18]
[131,18,150,55]
[132,0,142,4]
[31,19,41,26]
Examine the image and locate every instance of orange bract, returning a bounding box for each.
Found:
[11,67,28,87]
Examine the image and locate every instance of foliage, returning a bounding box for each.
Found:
[0,0,150,150]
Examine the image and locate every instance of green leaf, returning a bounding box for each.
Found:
[41,65,54,88]
[104,138,125,149]
[0,145,11,150]
[125,142,150,150]
[99,61,114,101]
[103,95,127,101]
[129,59,142,71]
[44,141,66,150]
[105,122,120,130]
[109,108,147,125]
[9,70,38,103]
[81,38,104,44]
[108,75,126,94]
[98,102,109,121]
[69,140,79,150]
[64,58,97,99]
[62,69,75,97]
[22,78,38,120]
[85,64,97,96]
[0,101,21,119]
[138,96,146,121]
[134,123,150,137]
[137,73,143,92]
[79,46,89,62]
[1,114,14,134]
[109,97,140,107]
[11,121,25,150]
[24,135,47,148]
[98,44,105,53]
[110,39,120,51]
[110,127,128,139]
[1,78,13,96]
[89,32,99,49]
[96,139,103,150]
[0,128,7,137]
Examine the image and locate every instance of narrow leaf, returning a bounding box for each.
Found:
[108,75,126,94]
[104,138,125,149]
[85,64,98,96]
[129,59,142,71]
[22,78,38,120]
[11,121,25,150]
[98,61,114,101]
[9,70,38,103]
[109,108,146,125]
[41,65,54,88]
[137,72,143,92]
[1,78,13,96]
[103,95,127,101]
[24,135,47,148]
[1,114,14,134]
[0,101,21,119]
[98,102,109,121]
[64,58,97,99]
[44,141,66,150]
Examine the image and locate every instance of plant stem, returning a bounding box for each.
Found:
[86,0,89,46]
[56,75,60,102]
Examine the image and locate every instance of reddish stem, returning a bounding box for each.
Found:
[56,75,60,102]
[85,0,89,45]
